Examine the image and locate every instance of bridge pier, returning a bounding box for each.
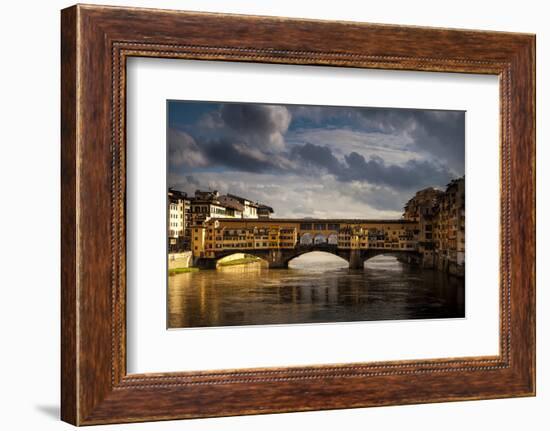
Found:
[267,249,288,269]
[193,258,217,270]
[348,249,364,270]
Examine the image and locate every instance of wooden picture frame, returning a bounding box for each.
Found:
[61,4,535,425]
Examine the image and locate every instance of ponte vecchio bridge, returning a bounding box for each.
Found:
[191,218,421,269]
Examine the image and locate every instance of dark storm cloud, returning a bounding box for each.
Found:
[167,103,295,173]
[220,104,290,136]
[169,103,295,173]
[168,129,455,192]
[290,106,465,174]
[168,102,464,205]
[291,142,342,173]
[360,110,464,173]
[409,110,465,174]
[217,103,291,153]
[185,175,200,187]
[203,139,283,173]
[342,152,453,190]
[358,109,465,173]
[292,142,453,191]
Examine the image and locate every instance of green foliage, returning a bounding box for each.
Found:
[169,267,199,276]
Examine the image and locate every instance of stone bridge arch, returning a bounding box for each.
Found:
[350,249,422,269]
[195,247,421,270]
[283,247,349,268]
[194,250,271,269]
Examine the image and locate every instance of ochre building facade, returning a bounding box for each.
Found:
[174,176,465,276]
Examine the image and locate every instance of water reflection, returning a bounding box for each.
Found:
[168,253,465,329]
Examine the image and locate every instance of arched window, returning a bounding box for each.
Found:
[314,234,327,245]
[300,233,313,245]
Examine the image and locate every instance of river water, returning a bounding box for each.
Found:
[167,253,465,329]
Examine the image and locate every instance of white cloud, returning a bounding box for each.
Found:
[168,102,464,215]
[169,171,404,219]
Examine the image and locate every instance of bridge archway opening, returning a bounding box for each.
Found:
[364,254,404,271]
[313,234,327,245]
[288,251,348,271]
[327,233,338,245]
[216,253,268,270]
[299,233,313,245]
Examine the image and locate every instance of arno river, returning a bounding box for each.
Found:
[167,253,465,329]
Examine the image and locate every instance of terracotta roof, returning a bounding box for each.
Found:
[217,195,245,212]
[227,193,260,207]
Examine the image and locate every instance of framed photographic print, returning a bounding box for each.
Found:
[164,100,467,329]
[61,4,535,425]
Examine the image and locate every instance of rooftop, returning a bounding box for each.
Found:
[217,195,245,212]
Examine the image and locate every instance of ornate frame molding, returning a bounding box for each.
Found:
[61,5,535,425]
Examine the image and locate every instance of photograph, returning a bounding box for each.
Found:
[166,100,466,328]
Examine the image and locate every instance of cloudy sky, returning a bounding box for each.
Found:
[167,101,464,219]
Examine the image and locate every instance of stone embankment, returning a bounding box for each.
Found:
[168,251,192,269]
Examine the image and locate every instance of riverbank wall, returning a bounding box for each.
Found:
[399,252,464,278]
[168,251,192,269]
[433,253,465,278]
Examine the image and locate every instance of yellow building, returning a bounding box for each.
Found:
[191,219,419,259]
[434,177,465,274]
[184,177,464,276]
[192,219,300,259]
